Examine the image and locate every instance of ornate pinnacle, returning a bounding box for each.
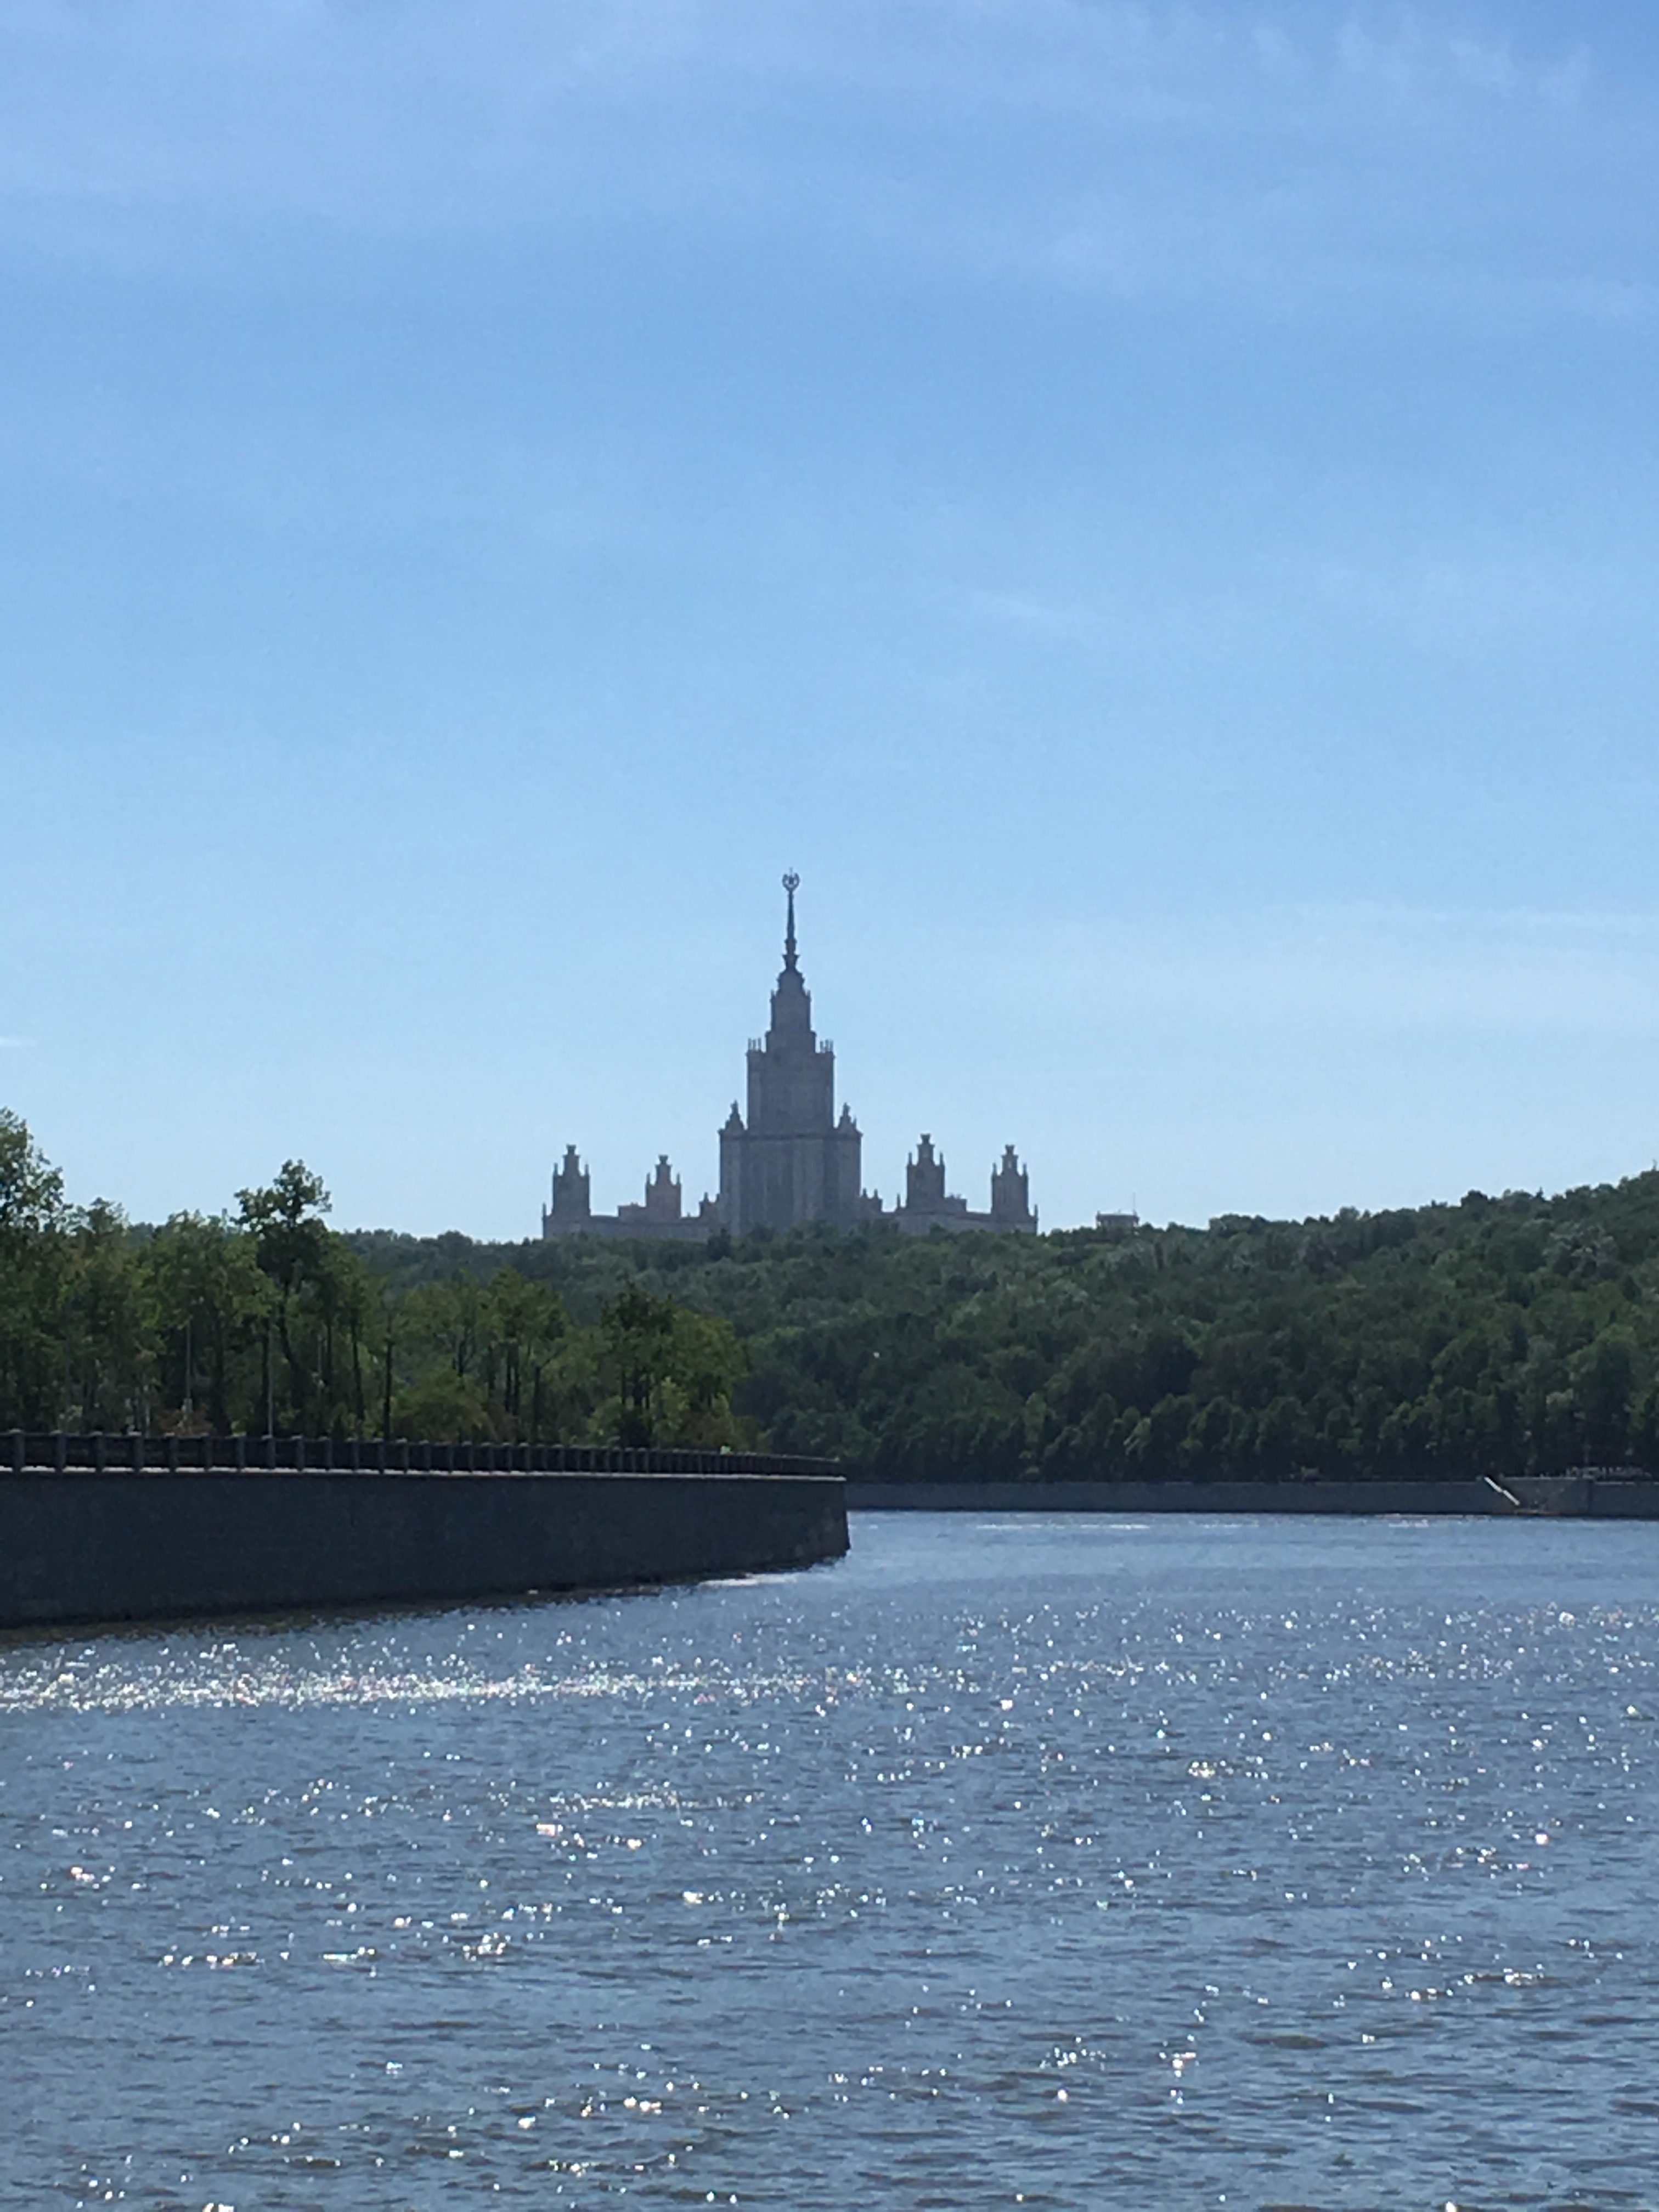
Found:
[782,871,800,968]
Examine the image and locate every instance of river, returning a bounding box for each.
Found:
[4,1511,1658,2208]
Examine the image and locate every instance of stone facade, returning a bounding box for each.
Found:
[543,878,1037,1240]
[717,874,866,1234]
[543,1143,718,1243]
[891,1135,1037,1235]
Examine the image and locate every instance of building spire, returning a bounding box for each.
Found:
[782,870,800,972]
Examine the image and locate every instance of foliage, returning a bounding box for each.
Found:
[0,1118,749,1447]
[12,1103,1659,1476]
[597,1285,749,1448]
[0,1109,67,1427]
[344,1176,1659,1482]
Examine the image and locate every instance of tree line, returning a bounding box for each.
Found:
[8,1103,1659,1479]
[351,1169,1659,1483]
[0,1114,749,1449]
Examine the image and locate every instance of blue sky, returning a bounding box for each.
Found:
[4,1,1659,1235]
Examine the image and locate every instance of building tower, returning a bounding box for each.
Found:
[990,1143,1036,1229]
[718,874,864,1233]
[543,1143,592,1234]
[903,1133,966,1222]
[638,1155,682,1225]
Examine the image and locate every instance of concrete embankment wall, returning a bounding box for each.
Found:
[844,1477,1659,1516]
[0,1464,848,1632]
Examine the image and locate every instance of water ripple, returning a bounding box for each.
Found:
[3,1513,1658,2207]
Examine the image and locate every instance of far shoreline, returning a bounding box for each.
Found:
[844,1474,1659,1517]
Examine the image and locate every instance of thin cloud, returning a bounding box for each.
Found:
[0,0,1628,330]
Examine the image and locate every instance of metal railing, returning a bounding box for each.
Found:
[4,1432,839,1479]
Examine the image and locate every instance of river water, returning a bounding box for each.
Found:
[4,1512,1659,2210]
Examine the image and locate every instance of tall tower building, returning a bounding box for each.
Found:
[718,874,864,1233]
[543,876,1042,1240]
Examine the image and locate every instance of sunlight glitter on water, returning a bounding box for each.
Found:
[5,1513,1659,2208]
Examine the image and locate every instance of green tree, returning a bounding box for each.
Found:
[391,1364,496,1443]
[482,1268,569,1430]
[236,1161,332,1430]
[313,1237,376,1437]
[595,1286,749,1448]
[144,1212,269,1432]
[659,1305,749,1447]
[0,1111,68,1426]
[61,1200,152,1431]
[599,1284,679,1446]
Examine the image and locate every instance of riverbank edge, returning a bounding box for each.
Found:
[844,1476,1659,1516]
[0,1469,850,1630]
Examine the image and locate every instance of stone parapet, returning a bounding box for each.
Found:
[0,1443,847,1630]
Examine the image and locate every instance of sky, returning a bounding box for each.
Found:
[4,1,1659,1237]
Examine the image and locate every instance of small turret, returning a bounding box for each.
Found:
[990,1144,1035,1229]
[906,1133,947,1212]
[642,1154,682,1223]
[546,1143,592,1230]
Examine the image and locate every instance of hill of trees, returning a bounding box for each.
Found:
[7,1104,1659,1480]
[353,1176,1659,1482]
